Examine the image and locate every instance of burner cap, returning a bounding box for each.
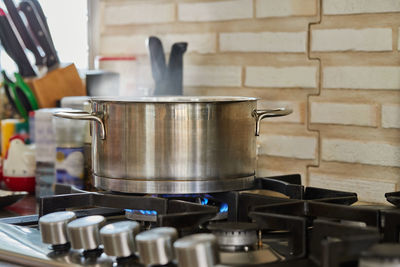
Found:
[208,222,258,232]
[207,222,258,251]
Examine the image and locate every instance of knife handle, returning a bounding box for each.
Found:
[0,9,36,77]
[3,0,45,67]
[19,1,59,69]
[27,0,53,46]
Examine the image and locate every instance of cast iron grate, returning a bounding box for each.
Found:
[0,174,358,229]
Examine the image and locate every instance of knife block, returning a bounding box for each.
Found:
[26,63,86,108]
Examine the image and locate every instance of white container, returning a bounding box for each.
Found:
[35,108,71,163]
[3,137,36,193]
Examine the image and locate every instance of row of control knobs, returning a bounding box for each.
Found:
[39,211,219,267]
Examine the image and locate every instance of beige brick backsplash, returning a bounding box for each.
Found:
[323,0,400,15]
[184,65,242,87]
[98,0,400,202]
[256,0,317,18]
[257,168,306,182]
[257,169,290,178]
[220,32,307,53]
[104,2,175,25]
[245,66,318,88]
[323,66,400,90]
[162,33,217,54]
[311,28,392,52]
[178,0,253,22]
[322,138,400,167]
[258,100,304,123]
[309,172,396,203]
[310,102,378,127]
[258,156,309,178]
[100,35,147,55]
[311,162,400,183]
[101,33,216,55]
[382,104,400,128]
[258,134,317,159]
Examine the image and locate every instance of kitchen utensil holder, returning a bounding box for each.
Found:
[26,63,86,108]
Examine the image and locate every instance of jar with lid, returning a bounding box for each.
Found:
[53,116,86,189]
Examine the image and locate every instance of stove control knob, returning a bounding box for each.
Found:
[39,211,76,245]
[100,221,140,258]
[67,215,106,250]
[136,227,178,265]
[174,234,219,267]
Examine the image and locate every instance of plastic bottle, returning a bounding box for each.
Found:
[1,119,21,157]
[34,108,69,198]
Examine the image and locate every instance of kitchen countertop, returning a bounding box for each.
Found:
[0,195,37,218]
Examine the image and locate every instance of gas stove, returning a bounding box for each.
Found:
[0,174,400,267]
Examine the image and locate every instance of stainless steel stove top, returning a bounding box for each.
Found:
[0,216,285,267]
[1,174,400,267]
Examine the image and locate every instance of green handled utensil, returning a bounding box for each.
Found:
[2,71,39,120]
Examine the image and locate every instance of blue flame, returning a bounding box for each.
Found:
[199,197,228,213]
[125,209,157,215]
[220,203,229,213]
[201,198,209,205]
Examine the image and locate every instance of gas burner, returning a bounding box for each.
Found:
[208,222,259,251]
[123,194,228,223]
[154,194,229,221]
[4,174,389,267]
[208,222,285,266]
[125,209,158,222]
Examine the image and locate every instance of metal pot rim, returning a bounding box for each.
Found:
[89,96,259,103]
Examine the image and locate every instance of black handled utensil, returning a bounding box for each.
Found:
[19,0,59,70]
[167,42,187,95]
[23,0,57,67]
[0,8,36,77]
[148,36,167,95]
[148,37,188,95]
[27,0,52,42]
[3,0,45,69]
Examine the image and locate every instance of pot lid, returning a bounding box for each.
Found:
[89,96,258,103]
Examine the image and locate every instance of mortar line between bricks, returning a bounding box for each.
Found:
[305,0,323,185]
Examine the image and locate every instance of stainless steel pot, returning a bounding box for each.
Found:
[54,96,291,194]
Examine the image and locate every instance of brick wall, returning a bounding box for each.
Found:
[96,0,400,203]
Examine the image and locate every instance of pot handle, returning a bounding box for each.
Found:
[53,111,106,140]
[253,108,292,136]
